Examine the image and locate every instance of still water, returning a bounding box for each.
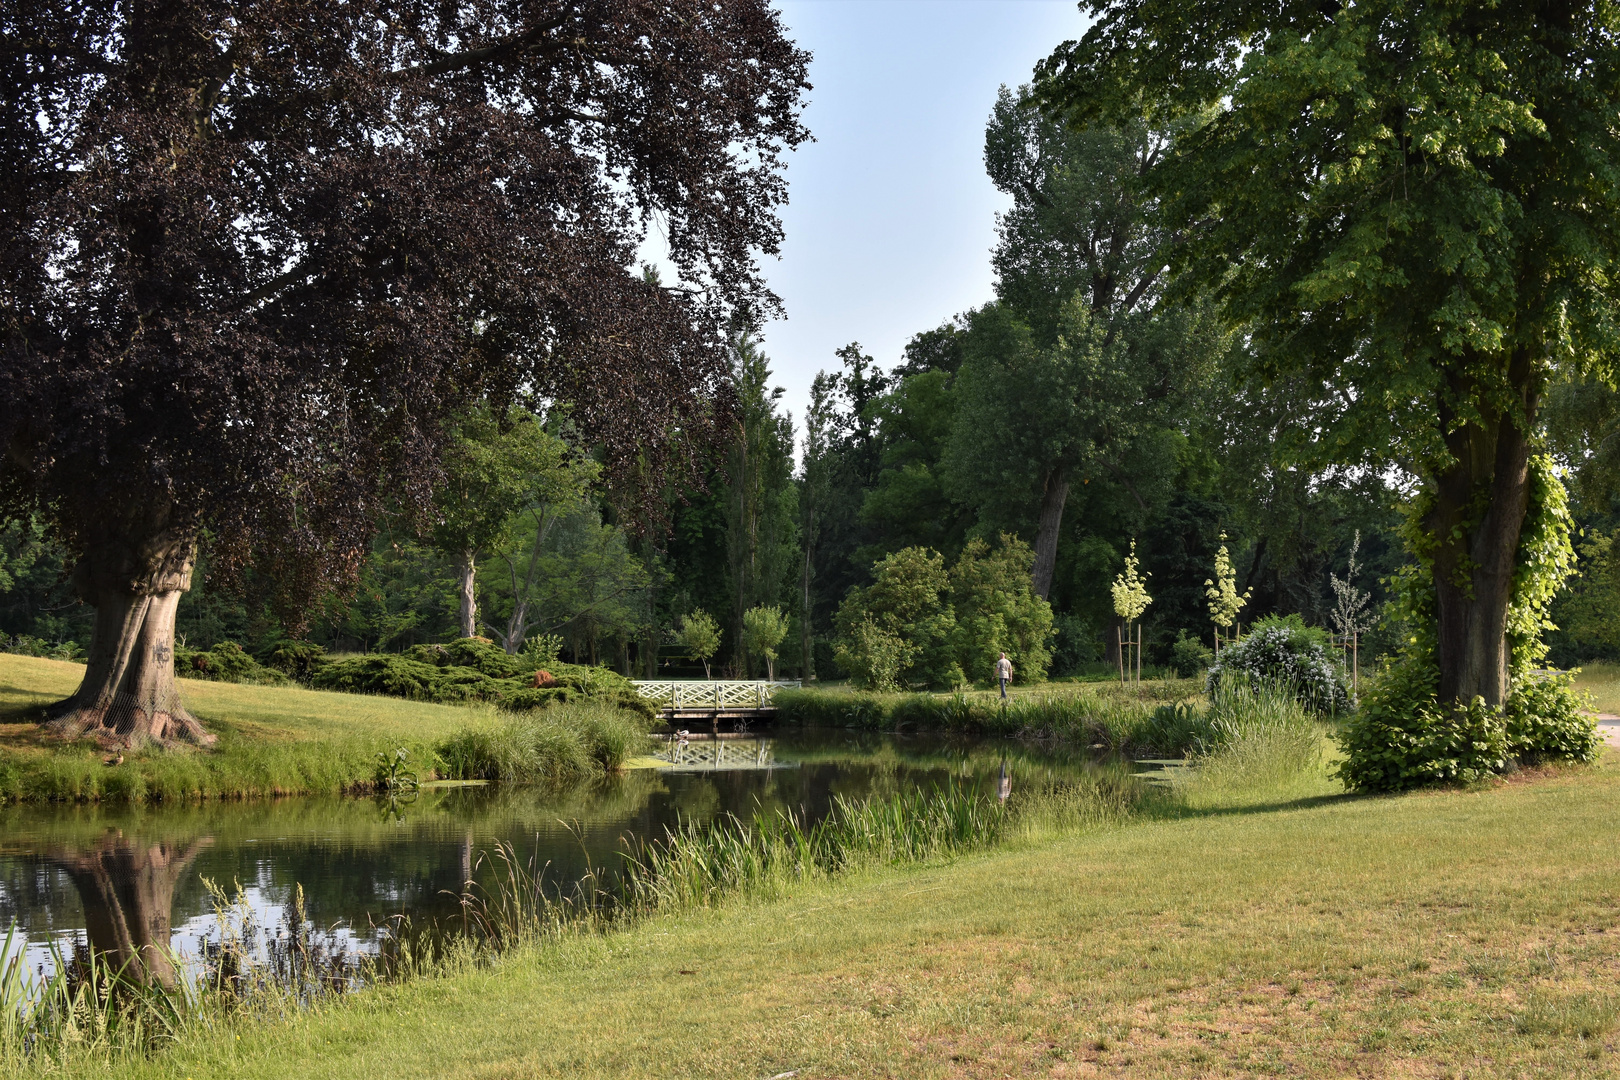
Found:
[0,729,1111,979]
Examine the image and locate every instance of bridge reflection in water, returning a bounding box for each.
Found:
[653,738,796,773]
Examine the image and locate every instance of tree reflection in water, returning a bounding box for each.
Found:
[49,832,211,989]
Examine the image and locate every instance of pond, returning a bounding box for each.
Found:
[0,729,1124,982]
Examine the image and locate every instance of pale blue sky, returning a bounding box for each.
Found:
[759,0,1091,427]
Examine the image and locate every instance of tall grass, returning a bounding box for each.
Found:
[459,784,1012,951]
[434,701,649,784]
[1176,679,1328,805]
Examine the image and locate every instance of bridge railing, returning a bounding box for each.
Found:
[631,680,803,710]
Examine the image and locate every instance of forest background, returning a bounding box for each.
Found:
[4,82,1619,686]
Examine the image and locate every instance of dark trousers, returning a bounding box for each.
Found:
[999,676,1008,699]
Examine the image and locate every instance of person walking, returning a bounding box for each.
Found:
[995,652,1013,699]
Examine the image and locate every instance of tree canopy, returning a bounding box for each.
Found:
[1037,0,1620,708]
[0,0,810,744]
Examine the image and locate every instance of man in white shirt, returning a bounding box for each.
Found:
[996,652,1013,699]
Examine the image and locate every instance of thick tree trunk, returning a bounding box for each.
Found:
[456,550,478,638]
[47,538,214,749]
[1031,465,1071,600]
[51,835,212,990]
[1425,361,1537,708]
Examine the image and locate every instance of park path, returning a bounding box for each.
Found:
[1597,712,1620,747]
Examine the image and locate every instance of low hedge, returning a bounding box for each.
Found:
[310,638,655,719]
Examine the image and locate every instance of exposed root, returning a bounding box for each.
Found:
[45,691,217,750]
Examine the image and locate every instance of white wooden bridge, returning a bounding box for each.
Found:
[631,680,801,724]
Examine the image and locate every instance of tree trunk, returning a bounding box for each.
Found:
[1426,372,1536,708]
[457,549,478,638]
[50,835,212,990]
[800,545,815,681]
[47,539,214,749]
[1031,465,1071,600]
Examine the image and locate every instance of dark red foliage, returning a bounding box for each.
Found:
[0,0,809,627]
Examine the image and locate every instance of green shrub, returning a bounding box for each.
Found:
[1336,659,1598,793]
[175,641,289,685]
[311,655,455,699]
[0,634,85,661]
[1506,670,1602,764]
[264,640,327,681]
[1169,630,1214,678]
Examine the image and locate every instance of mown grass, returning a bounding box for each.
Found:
[1575,661,1620,715]
[0,655,644,803]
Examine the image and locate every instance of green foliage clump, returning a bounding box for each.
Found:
[674,610,721,678]
[174,641,289,685]
[264,640,327,681]
[435,701,649,784]
[312,654,493,701]
[1168,630,1214,678]
[834,536,1054,691]
[834,547,959,691]
[1205,615,1349,714]
[741,604,789,680]
[0,634,84,661]
[950,536,1055,685]
[309,640,652,717]
[1336,459,1598,791]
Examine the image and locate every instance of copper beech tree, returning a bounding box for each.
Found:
[0,1,809,747]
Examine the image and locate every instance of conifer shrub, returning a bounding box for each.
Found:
[174,641,289,685]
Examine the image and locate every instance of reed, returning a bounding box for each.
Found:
[434,701,650,784]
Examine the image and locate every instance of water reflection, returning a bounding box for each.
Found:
[0,729,1119,978]
[49,833,210,988]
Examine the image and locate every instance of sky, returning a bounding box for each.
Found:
[756,0,1092,429]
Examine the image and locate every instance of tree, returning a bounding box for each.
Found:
[724,327,799,675]
[1111,539,1152,683]
[834,547,959,691]
[1204,532,1250,653]
[797,373,835,680]
[949,534,1056,685]
[676,610,722,680]
[427,410,573,640]
[948,86,1220,599]
[741,604,788,681]
[1,1,809,746]
[1038,1,1620,709]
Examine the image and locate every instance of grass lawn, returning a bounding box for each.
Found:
[47,752,1620,1078]
[0,654,488,802]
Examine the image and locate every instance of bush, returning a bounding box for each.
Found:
[175,641,289,685]
[312,655,473,699]
[264,640,327,682]
[1168,630,1214,678]
[1335,664,1600,792]
[306,648,654,717]
[0,634,85,661]
[1205,615,1349,714]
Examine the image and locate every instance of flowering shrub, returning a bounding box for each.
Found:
[1204,615,1350,714]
